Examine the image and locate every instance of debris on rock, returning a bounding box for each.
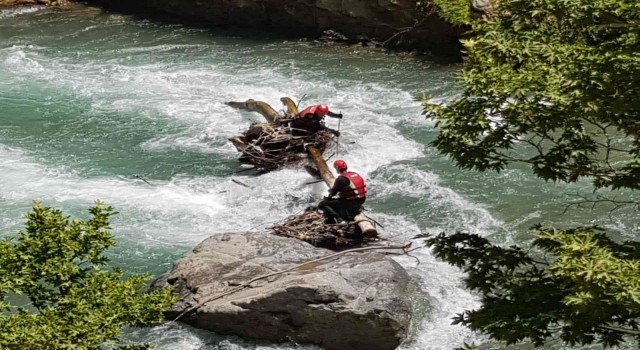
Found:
[271,211,380,250]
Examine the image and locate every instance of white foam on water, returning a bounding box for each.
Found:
[366,213,482,349]
[2,46,49,76]
[0,6,45,19]
[125,322,323,350]
[112,44,213,54]
[0,145,216,212]
[373,163,502,235]
[0,145,323,246]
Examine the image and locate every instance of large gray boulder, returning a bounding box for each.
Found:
[153,232,412,350]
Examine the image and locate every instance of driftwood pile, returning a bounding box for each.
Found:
[227,98,334,171]
[271,211,380,250]
[230,123,334,170]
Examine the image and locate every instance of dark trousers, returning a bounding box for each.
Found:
[317,198,365,223]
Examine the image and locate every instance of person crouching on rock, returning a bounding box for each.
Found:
[290,104,342,136]
[318,160,367,224]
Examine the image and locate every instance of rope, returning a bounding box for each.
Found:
[296,94,307,108]
[335,118,342,158]
[171,242,413,322]
[361,211,385,230]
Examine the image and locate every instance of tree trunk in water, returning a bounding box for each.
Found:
[225,99,282,123]
[307,146,377,237]
[307,146,336,187]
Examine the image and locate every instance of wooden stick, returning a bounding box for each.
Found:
[280,97,299,115]
[232,179,253,189]
[134,175,153,185]
[171,242,411,322]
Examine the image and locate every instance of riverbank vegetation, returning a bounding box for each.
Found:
[425,0,474,25]
[0,202,177,350]
[424,0,640,347]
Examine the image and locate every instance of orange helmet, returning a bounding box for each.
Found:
[314,104,330,116]
[333,160,348,172]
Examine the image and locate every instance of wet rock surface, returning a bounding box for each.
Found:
[153,232,413,350]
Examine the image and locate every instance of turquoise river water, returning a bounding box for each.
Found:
[1,5,638,350]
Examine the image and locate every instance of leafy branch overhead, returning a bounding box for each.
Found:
[421,0,640,348]
[0,202,178,350]
[421,228,640,347]
[419,0,473,25]
[424,0,640,190]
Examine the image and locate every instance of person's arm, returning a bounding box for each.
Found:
[320,118,340,136]
[327,176,349,198]
[323,113,342,135]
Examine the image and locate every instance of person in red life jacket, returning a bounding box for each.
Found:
[289,104,342,136]
[317,159,367,224]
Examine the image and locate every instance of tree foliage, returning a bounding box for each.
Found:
[424,0,640,190]
[421,0,640,347]
[422,0,473,25]
[421,227,640,347]
[0,202,178,350]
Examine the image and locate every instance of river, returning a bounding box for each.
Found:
[1,5,638,350]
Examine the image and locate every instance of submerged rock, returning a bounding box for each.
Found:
[153,232,412,350]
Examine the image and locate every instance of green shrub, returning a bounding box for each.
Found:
[0,202,178,350]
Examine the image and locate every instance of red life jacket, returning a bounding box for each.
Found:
[297,105,324,120]
[338,171,367,200]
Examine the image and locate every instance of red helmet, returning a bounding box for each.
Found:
[314,104,330,116]
[333,160,348,172]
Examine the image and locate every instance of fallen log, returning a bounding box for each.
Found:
[307,146,335,186]
[225,99,282,123]
[307,146,378,237]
